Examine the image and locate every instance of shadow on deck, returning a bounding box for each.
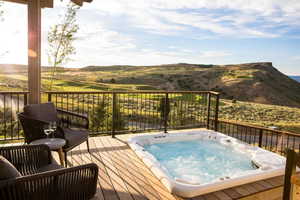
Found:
[52,132,285,200]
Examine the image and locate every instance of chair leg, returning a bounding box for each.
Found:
[86,140,90,153]
[57,148,65,166]
[64,151,68,167]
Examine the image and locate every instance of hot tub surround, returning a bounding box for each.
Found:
[127,130,286,198]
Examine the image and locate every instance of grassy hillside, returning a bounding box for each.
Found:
[80,62,300,107]
[0,62,299,133]
[219,99,300,133]
[1,63,300,108]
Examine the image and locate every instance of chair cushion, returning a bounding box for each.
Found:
[24,102,59,122]
[0,155,22,180]
[62,128,88,150]
[37,163,64,173]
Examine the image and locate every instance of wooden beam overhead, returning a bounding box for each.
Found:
[71,0,92,6]
[3,0,53,8]
[3,0,92,8]
[71,0,83,6]
[2,0,27,5]
[41,0,53,8]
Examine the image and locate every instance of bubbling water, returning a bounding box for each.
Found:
[144,140,256,184]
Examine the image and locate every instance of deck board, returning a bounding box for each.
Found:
[53,134,285,200]
[89,137,119,200]
[111,143,162,200]
[105,137,162,200]
[96,137,134,200]
[101,136,147,200]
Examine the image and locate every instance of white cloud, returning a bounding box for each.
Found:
[0,0,299,69]
[292,56,300,61]
[82,0,300,38]
[199,51,232,58]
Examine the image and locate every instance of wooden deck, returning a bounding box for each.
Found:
[51,132,286,200]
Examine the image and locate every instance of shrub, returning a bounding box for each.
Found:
[110,78,116,83]
[89,98,126,132]
[89,101,109,131]
[96,78,104,83]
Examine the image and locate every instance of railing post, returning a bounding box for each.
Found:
[48,93,52,102]
[258,129,263,147]
[112,92,116,138]
[24,93,28,106]
[206,92,211,129]
[164,93,169,133]
[283,149,297,200]
[214,93,219,131]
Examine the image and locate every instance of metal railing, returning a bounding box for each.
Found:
[208,119,300,155]
[1,89,299,158]
[0,92,28,141]
[46,91,218,137]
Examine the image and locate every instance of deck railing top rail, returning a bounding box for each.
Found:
[45,90,219,94]
[0,91,29,94]
[218,119,299,137]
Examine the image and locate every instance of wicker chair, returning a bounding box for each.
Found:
[18,102,90,166]
[0,144,98,200]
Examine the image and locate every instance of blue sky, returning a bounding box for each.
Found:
[0,0,300,75]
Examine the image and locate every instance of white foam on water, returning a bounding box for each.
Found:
[144,140,256,184]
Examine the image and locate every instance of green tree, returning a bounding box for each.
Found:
[89,100,109,131]
[47,2,79,90]
[89,97,126,132]
[173,103,187,126]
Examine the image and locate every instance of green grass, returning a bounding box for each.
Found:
[0,65,299,134]
[219,99,300,133]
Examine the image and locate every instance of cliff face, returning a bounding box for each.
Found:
[82,62,300,107]
[211,63,300,107]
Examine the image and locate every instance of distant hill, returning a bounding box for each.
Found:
[290,76,300,83]
[0,64,28,74]
[81,63,215,71]
[81,62,300,107]
[0,64,73,73]
[1,62,300,107]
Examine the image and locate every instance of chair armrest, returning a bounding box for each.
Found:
[0,163,98,200]
[0,145,52,175]
[57,109,89,129]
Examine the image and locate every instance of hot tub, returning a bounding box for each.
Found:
[127,130,286,198]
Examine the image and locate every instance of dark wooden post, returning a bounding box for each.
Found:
[112,93,116,138]
[258,129,263,147]
[206,92,211,129]
[283,149,297,199]
[214,93,219,131]
[164,93,169,133]
[48,93,52,102]
[23,93,28,106]
[28,0,42,104]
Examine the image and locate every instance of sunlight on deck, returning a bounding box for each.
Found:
[47,132,286,200]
